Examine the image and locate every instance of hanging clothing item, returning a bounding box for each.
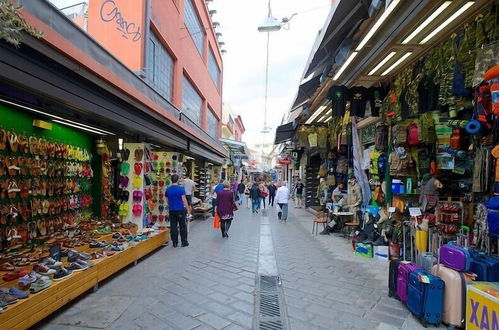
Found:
[327,85,350,117]
[418,73,439,113]
[350,86,369,118]
[419,177,441,211]
[368,87,387,117]
[389,149,412,177]
[297,126,309,148]
[317,126,328,148]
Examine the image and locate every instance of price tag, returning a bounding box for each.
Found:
[409,207,422,217]
[389,207,396,213]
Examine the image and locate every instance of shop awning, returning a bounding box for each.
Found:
[219,138,249,160]
[303,1,368,78]
[274,121,297,145]
[290,75,321,110]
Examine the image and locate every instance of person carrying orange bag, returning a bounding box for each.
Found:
[213,214,221,229]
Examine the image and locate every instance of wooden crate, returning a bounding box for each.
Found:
[0,230,168,330]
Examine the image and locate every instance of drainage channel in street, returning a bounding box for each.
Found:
[254,215,288,330]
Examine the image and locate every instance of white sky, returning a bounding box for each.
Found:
[213,0,331,151]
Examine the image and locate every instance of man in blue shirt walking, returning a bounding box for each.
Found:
[165,174,191,248]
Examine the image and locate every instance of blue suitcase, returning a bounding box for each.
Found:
[407,270,444,326]
[470,254,499,282]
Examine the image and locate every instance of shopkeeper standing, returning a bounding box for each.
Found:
[165,174,190,248]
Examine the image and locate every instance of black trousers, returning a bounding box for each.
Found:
[169,211,188,245]
[269,194,275,206]
[221,218,232,235]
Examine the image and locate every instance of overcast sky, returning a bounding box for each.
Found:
[213,0,331,151]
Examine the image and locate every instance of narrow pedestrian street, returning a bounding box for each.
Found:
[37,206,430,330]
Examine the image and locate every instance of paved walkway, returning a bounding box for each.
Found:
[36,203,433,330]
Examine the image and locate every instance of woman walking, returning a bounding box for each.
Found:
[215,181,237,238]
[259,183,268,209]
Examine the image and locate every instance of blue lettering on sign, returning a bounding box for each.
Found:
[469,299,499,330]
[470,299,480,326]
[99,0,142,42]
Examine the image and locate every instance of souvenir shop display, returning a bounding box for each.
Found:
[283,2,499,327]
[0,119,169,327]
[194,166,211,199]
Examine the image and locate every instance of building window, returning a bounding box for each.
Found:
[184,0,204,55]
[146,32,173,101]
[208,48,220,87]
[182,76,203,126]
[207,109,218,139]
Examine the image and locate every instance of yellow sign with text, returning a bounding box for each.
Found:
[466,283,499,330]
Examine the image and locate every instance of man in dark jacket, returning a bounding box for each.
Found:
[267,181,277,207]
[249,182,261,213]
[237,180,246,206]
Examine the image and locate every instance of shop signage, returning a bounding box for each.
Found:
[466,284,499,330]
[234,155,249,160]
[88,0,146,71]
[278,158,291,165]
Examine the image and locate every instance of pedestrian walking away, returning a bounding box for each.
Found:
[275,181,290,221]
[249,182,261,213]
[165,174,191,248]
[259,183,268,209]
[267,181,277,207]
[181,173,196,217]
[237,180,246,206]
[215,181,237,238]
[211,179,224,216]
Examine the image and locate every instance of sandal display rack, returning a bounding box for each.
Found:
[0,128,94,256]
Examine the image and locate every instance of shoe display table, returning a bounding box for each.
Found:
[0,230,168,330]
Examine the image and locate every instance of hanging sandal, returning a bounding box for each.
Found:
[18,134,28,153]
[7,131,18,152]
[0,129,7,150]
[134,148,144,161]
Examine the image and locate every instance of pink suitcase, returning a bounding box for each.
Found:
[396,262,420,303]
[431,264,467,328]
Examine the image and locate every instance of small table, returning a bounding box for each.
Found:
[330,211,355,239]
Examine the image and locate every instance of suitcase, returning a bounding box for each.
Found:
[407,270,444,326]
[439,242,470,272]
[388,259,400,298]
[431,264,466,328]
[470,254,499,282]
[396,262,420,303]
[416,252,437,273]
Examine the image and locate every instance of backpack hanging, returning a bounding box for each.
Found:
[407,121,420,146]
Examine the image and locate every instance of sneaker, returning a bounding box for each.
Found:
[181,242,189,247]
[18,272,38,287]
[91,252,106,260]
[0,291,17,304]
[89,241,109,248]
[172,242,178,248]
[30,277,52,293]
[67,262,88,272]
[1,287,29,299]
[76,259,94,268]
[33,263,56,275]
[53,268,73,281]
[68,251,91,262]
[41,257,62,268]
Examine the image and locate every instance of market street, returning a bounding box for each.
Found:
[37,205,437,330]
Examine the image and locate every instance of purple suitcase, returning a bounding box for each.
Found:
[396,262,420,303]
[439,243,470,272]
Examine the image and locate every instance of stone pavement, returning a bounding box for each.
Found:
[36,203,435,330]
